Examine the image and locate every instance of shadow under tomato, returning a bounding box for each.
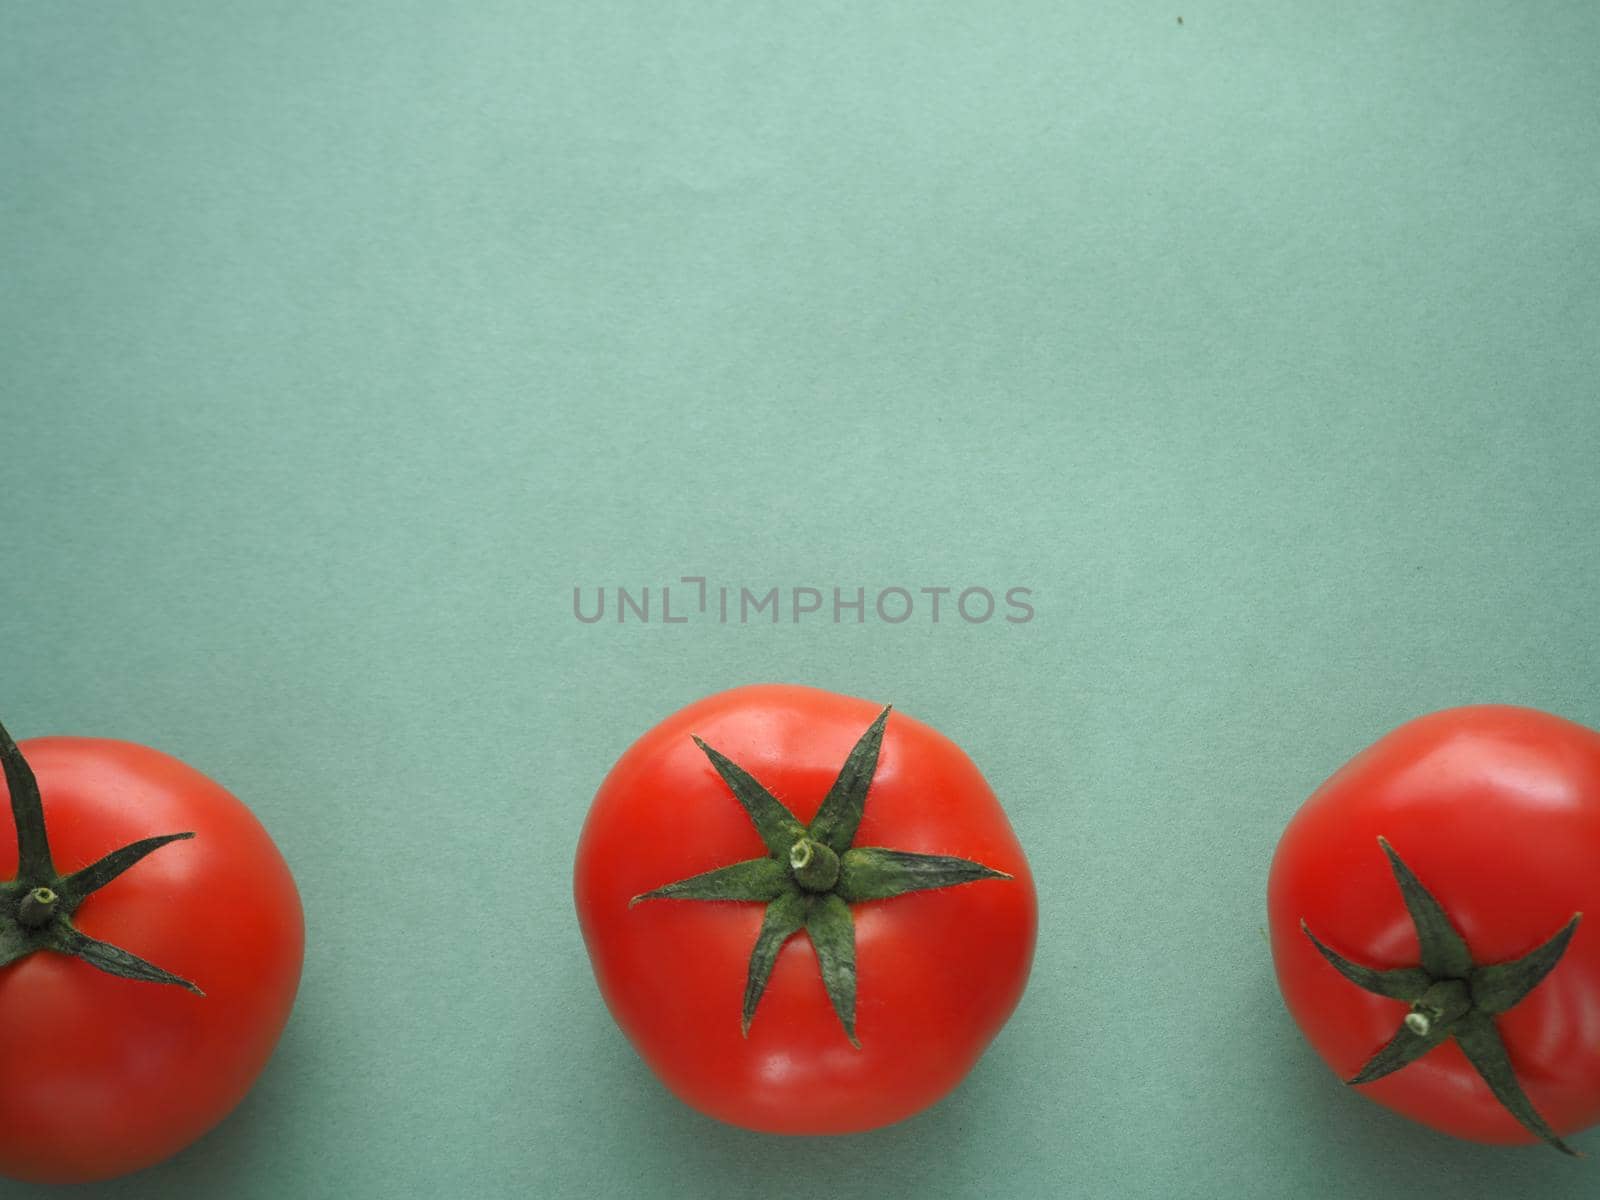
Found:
[11,1017,316,1200]
[526,978,1037,1200]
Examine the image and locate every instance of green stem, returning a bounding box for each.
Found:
[1405,978,1470,1036]
[17,886,57,929]
[788,838,840,892]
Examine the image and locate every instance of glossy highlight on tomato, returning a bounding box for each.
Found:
[0,730,304,1183]
[574,684,1037,1134]
[1269,705,1600,1151]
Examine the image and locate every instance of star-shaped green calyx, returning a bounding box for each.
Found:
[1302,837,1580,1155]
[630,706,1010,1047]
[0,719,203,993]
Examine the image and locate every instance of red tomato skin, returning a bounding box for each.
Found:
[1269,705,1600,1145]
[0,738,304,1184]
[574,685,1037,1134]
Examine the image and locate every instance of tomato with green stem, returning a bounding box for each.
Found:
[0,721,303,1183]
[1269,705,1600,1153]
[574,684,1037,1134]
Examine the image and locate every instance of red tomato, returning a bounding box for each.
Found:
[574,684,1037,1134]
[0,731,304,1183]
[1269,705,1600,1151]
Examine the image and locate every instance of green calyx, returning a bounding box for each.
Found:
[1303,836,1580,1156]
[0,719,204,994]
[631,706,1011,1047]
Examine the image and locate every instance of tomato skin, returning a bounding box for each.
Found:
[574,684,1037,1134]
[0,737,304,1184]
[1269,705,1600,1146]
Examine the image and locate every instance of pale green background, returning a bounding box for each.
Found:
[2,2,1598,1197]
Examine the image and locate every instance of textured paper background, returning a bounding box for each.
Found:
[3,3,1598,1196]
